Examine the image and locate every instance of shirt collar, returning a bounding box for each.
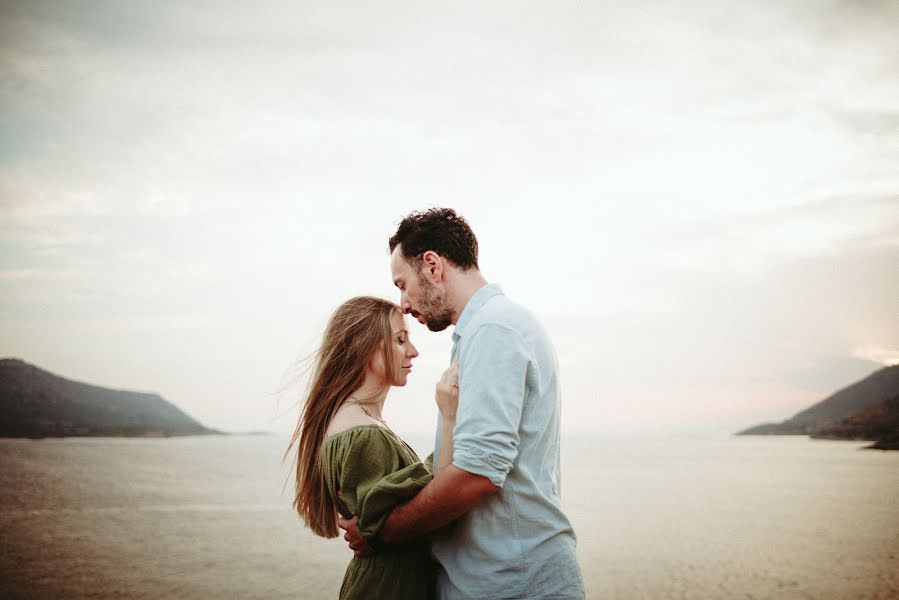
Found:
[452,283,503,342]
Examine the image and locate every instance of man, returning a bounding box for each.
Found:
[340,208,585,600]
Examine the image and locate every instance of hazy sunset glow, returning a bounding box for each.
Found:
[1,0,896,435]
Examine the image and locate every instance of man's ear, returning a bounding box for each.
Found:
[421,250,443,282]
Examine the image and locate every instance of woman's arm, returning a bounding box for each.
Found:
[437,415,455,472]
[434,362,459,473]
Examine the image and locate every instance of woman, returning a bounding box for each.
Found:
[287,296,458,599]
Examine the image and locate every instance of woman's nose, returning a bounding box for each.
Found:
[407,342,419,358]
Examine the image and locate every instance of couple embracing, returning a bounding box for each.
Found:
[287,208,585,600]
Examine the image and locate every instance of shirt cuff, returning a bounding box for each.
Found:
[452,442,513,488]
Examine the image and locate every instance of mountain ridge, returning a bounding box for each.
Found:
[737,364,899,449]
[0,358,219,437]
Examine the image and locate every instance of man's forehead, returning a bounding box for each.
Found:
[390,245,410,276]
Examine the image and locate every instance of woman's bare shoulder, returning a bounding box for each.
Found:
[325,404,377,438]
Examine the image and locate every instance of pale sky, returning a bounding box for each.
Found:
[1,0,897,436]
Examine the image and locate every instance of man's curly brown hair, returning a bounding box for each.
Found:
[388,208,479,270]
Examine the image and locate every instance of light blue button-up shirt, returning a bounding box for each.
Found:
[432,284,585,600]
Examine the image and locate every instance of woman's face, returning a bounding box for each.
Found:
[371,310,419,386]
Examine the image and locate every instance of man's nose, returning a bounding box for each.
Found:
[400,295,412,313]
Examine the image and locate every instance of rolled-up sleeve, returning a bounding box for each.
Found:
[452,323,529,488]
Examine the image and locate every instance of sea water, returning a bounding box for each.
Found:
[1,434,896,599]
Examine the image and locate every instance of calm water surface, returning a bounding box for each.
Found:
[1,434,896,599]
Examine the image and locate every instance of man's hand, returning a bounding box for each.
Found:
[337,516,374,557]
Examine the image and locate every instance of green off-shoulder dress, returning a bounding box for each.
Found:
[321,425,436,600]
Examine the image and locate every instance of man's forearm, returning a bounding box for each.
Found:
[379,465,497,545]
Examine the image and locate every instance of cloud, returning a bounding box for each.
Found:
[646,194,899,277]
[0,267,79,282]
[1,0,896,433]
[854,346,899,367]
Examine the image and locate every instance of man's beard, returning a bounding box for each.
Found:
[416,276,454,332]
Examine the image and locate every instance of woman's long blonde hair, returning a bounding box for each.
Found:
[286,296,401,537]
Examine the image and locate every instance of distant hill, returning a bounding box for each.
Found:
[0,358,219,437]
[813,395,899,450]
[738,365,899,449]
